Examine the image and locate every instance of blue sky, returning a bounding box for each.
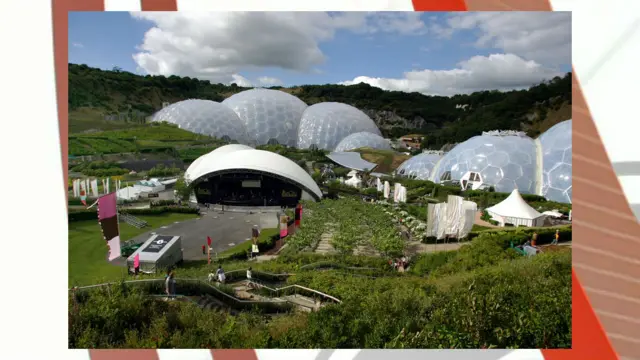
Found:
[68,11,571,95]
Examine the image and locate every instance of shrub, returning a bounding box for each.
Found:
[68,206,200,222]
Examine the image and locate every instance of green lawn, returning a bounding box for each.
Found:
[217,227,280,258]
[68,213,199,286]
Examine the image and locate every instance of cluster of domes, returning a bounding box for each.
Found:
[150,89,384,151]
[396,120,573,203]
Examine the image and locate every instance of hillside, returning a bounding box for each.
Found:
[69,63,572,149]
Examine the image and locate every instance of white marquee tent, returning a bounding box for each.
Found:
[485,189,545,227]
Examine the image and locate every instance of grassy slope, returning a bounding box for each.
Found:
[352,148,410,173]
[68,213,199,286]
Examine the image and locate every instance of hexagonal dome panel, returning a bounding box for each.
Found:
[432,133,537,194]
[297,102,382,150]
[396,152,443,180]
[150,99,251,144]
[334,131,391,152]
[539,119,572,203]
[221,89,308,147]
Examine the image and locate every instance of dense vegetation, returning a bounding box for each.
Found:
[69,63,571,148]
[69,238,571,349]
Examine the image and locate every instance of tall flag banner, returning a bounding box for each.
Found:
[91,179,99,198]
[207,236,212,264]
[279,215,288,239]
[106,178,110,194]
[294,204,302,227]
[97,192,121,261]
[84,179,89,196]
[383,181,390,199]
[252,225,260,242]
[80,189,87,207]
[102,179,107,195]
[133,253,140,269]
[376,178,383,192]
[393,183,401,203]
[72,179,79,197]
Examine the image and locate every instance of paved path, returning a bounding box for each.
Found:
[474,211,501,228]
[314,223,337,254]
[127,210,278,261]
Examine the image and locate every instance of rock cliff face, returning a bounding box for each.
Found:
[362,109,426,132]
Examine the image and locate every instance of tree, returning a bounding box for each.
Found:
[174,176,192,201]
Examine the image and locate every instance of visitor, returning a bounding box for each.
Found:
[246,267,254,289]
[165,268,176,299]
[552,230,560,245]
[216,265,226,284]
[531,232,538,247]
[202,245,206,255]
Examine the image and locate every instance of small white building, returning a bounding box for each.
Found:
[485,189,545,227]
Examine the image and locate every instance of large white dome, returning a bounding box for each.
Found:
[150,99,251,144]
[185,144,322,200]
[297,102,382,151]
[396,152,443,180]
[222,89,308,147]
[432,133,538,194]
[538,119,572,203]
[334,131,391,152]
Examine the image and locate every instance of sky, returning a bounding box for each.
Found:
[68,11,571,96]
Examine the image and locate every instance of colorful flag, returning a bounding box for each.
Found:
[207,236,212,246]
[294,204,302,227]
[97,192,121,261]
[279,214,288,239]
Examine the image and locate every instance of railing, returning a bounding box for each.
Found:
[68,272,341,311]
[118,212,148,228]
[69,278,293,313]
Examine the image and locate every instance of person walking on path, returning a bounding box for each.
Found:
[552,230,560,245]
[165,268,176,300]
[216,265,226,284]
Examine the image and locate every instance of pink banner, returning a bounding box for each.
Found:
[133,253,140,268]
[107,236,121,261]
[97,192,117,220]
[279,215,288,238]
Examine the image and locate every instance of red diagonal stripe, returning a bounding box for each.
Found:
[89,349,159,360]
[211,349,259,360]
[412,0,467,10]
[141,0,178,10]
[541,270,619,360]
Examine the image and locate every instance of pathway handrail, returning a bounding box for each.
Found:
[247,281,342,304]
[68,277,340,307]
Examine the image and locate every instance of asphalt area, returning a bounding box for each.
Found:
[127,208,280,261]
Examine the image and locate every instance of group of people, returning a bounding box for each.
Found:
[208,265,227,283]
[390,256,408,272]
[528,229,561,247]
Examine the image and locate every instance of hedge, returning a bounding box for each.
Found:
[421,225,572,245]
[68,206,200,222]
[217,228,280,261]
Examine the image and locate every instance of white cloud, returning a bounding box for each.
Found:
[130,11,427,84]
[230,74,252,87]
[339,53,562,96]
[445,12,571,66]
[258,76,282,86]
[72,42,83,48]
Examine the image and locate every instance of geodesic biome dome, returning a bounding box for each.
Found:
[432,133,538,194]
[334,131,391,152]
[150,99,251,144]
[221,89,308,147]
[396,152,443,180]
[538,119,572,203]
[296,102,382,151]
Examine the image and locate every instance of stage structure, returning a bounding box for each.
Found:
[185,144,322,207]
